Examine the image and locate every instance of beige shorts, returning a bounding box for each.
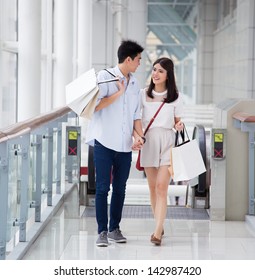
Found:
[140,127,175,168]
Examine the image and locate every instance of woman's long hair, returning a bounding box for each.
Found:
[147,57,179,103]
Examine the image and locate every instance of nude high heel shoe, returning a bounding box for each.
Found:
[150,234,161,246]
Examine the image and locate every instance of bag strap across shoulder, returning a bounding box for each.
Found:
[97,69,118,85]
[104,69,117,78]
[144,102,165,135]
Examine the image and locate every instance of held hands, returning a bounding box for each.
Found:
[132,136,145,151]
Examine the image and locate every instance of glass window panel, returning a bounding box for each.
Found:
[0,0,18,129]
[146,1,197,101]
[1,0,18,41]
[6,143,21,252]
[0,51,17,128]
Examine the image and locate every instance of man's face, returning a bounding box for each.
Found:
[128,53,142,72]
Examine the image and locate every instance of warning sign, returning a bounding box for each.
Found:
[68,131,78,155]
[214,133,223,143]
[68,131,78,140]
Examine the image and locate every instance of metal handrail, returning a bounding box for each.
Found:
[0,106,71,142]
[0,105,79,260]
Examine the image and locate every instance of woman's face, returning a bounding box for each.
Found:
[151,63,167,86]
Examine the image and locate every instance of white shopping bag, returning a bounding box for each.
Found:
[65,68,118,119]
[170,126,206,182]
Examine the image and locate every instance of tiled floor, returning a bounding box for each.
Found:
[21,185,255,260]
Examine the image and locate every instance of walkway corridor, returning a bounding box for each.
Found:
[20,185,255,260]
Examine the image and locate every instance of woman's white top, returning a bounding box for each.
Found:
[140,88,184,131]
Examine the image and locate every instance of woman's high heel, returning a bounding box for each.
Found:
[150,234,161,246]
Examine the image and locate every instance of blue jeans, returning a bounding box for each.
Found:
[94,140,132,234]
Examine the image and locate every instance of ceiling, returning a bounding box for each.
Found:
[147,0,198,60]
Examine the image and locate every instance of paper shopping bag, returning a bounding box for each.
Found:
[168,147,174,177]
[65,68,117,119]
[65,69,99,118]
[80,88,99,119]
[171,139,206,182]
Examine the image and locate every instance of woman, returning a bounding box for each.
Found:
[139,57,184,245]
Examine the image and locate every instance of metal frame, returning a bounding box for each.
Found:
[0,142,8,259]
[190,124,209,209]
[233,119,255,215]
[0,108,80,259]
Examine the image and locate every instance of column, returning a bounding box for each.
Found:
[247,0,255,98]
[53,0,73,107]
[77,0,92,75]
[124,0,147,85]
[77,0,93,167]
[196,0,217,104]
[18,0,41,121]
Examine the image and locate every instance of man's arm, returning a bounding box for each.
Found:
[95,79,125,112]
[132,119,145,150]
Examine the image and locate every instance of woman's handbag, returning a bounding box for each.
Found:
[136,101,165,171]
[136,150,144,171]
[170,124,206,182]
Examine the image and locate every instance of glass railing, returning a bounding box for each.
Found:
[0,106,81,260]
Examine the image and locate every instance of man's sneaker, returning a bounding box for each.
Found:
[96,231,109,247]
[108,229,127,243]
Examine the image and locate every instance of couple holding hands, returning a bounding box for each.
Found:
[86,39,184,247]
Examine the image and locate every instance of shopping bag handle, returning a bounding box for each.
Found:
[104,69,117,78]
[97,69,119,84]
[175,124,190,146]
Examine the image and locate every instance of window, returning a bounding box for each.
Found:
[0,0,18,128]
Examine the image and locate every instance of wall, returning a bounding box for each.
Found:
[196,0,255,105]
[213,0,255,104]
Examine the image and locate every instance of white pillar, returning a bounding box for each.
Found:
[92,0,112,71]
[91,0,146,82]
[77,0,92,75]
[18,0,41,121]
[53,0,73,107]
[77,0,93,167]
[41,0,54,113]
[124,0,147,85]
[196,0,217,104]
[247,0,255,99]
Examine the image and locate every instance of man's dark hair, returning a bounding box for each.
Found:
[117,39,144,63]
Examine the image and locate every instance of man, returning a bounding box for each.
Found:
[86,39,145,247]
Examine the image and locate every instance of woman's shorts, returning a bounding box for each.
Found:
[140,127,175,168]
